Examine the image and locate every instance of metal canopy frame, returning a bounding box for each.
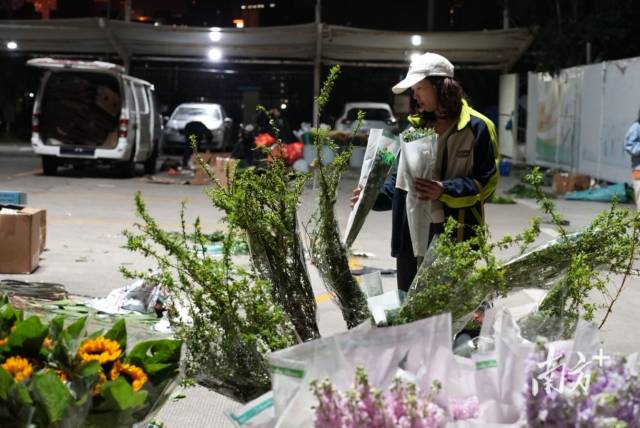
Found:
[0,18,534,71]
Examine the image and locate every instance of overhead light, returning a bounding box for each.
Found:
[209,27,222,42]
[208,47,223,61]
[233,19,244,28]
[411,35,422,46]
[410,52,421,63]
[6,41,17,50]
[28,92,34,98]
[280,103,287,110]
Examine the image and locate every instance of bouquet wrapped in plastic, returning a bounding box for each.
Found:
[397,127,438,257]
[343,128,399,248]
[0,296,181,427]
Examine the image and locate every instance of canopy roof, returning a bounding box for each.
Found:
[0,18,534,71]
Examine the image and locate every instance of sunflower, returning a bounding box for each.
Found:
[77,336,121,364]
[109,360,148,392]
[92,371,107,396]
[43,337,53,350]
[2,356,33,382]
[55,369,68,382]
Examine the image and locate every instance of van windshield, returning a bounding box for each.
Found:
[346,108,390,121]
[173,106,221,121]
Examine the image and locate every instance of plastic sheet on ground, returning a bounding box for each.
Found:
[564,183,627,202]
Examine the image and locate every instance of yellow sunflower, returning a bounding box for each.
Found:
[55,369,68,382]
[2,356,33,383]
[43,337,53,350]
[92,371,107,396]
[109,360,148,392]
[77,336,121,364]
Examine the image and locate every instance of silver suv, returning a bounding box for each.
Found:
[162,103,233,153]
[334,102,399,135]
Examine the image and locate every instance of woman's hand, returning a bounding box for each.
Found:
[350,186,362,208]
[414,178,443,200]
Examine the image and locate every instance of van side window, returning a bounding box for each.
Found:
[125,81,136,112]
[133,84,149,114]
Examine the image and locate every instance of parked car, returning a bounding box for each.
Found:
[28,58,161,177]
[334,102,399,135]
[161,103,233,154]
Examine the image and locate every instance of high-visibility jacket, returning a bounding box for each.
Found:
[374,99,499,256]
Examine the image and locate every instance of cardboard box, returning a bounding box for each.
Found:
[95,86,121,117]
[213,155,237,188]
[189,152,216,186]
[0,205,47,274]
[552,173,590,195]
[0,191,27,205]
[189,152,236,187]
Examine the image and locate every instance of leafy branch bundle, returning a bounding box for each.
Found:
[204,128,320,342]
[122,194,297,402]
[398,167,640,337]
[306,65,370,328]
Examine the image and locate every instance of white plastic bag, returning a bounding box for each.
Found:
[396,132,438,257]
[268,313,452,428]
[227,391,276,428]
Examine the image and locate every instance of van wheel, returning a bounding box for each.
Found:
[42,156,58,176]
[143,143,159,175]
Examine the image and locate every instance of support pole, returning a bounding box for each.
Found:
[313,0,322,128]
[427,0,435,32]
[124,0,131,22]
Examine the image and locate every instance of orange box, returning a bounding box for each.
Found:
[0,205,47,274]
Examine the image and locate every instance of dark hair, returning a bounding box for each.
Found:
[416,76,464,125]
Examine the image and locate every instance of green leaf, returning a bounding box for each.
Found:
[127,339,181,383]
[48,316,65,340]
[8,316,48,356]
[104,319,127,351]
[65,316,87,339]
[127,339,182,366]
[0,367,13,400]
[31,370,73,423]
[8,381,32,407]
[98,377,148,412]
[77,360,102,392]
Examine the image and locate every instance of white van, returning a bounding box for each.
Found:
[28,58,161,177]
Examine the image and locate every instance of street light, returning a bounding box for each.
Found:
[411,35,422,46]
[208,47,223,61]
[209,28,222,42]
[6,41,18,50]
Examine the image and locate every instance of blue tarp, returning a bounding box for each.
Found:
[564,183,627,202]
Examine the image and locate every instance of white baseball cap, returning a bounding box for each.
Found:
[392,52,454,94]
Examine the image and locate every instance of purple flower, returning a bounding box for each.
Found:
[311,367,446,428]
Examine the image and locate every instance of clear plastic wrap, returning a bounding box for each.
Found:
[397,128,438,257]
[343,129,400,248]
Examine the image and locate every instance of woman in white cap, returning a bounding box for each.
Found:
[352,52,499,291]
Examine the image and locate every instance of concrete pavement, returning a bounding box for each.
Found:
[1,144,639,426]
